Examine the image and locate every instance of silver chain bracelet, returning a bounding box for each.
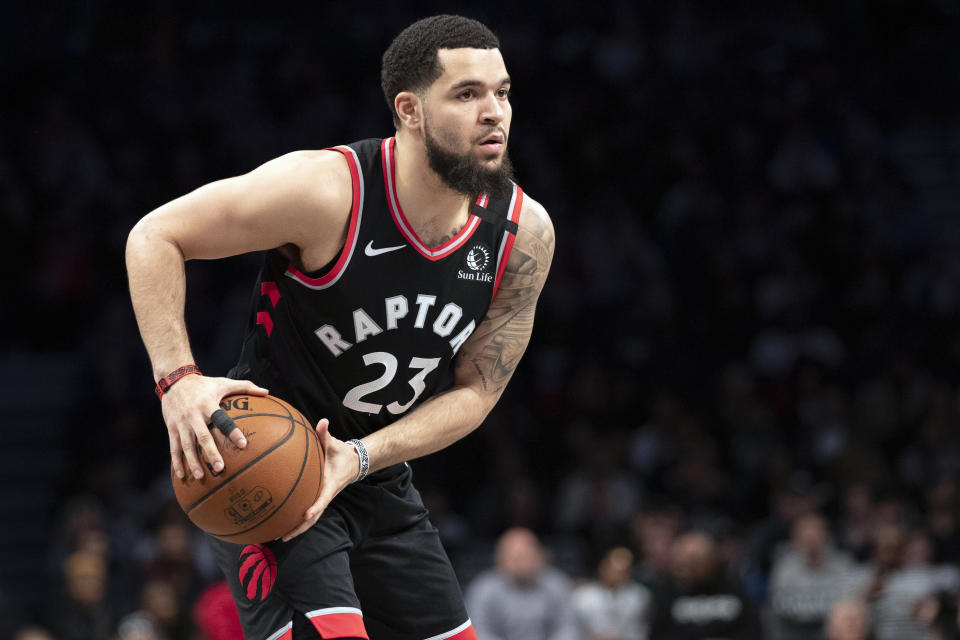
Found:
[346,439,369,482]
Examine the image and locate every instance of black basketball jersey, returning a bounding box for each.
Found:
[230,137,523,444]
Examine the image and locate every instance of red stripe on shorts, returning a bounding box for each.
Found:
[308,612,369,639]
[425,621,478,640]
[447,626,478,640]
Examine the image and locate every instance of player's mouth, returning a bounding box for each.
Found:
[478,132,505,154]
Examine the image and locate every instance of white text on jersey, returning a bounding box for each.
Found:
[314,294,476,358]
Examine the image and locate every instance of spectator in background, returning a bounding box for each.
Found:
[826,600,872,640]
[45,494,143,618]
[556,435,641,557]
[926,479,960,564]
[770,512,858,639]
[902,529,960,593]
[142,519,202,603]
[631,506,682,595]
[465,527,577,640]
[45,496,110,587]
[649,531,761,640]
[862,523,955,640]
[116,578,191,640]
[836,483,876,562]
[12,627,57,640]
[115,612,162,640]
[50,550,115,640]
[912,590,960,640]
[740,471,820,601]
[571,546,652,640]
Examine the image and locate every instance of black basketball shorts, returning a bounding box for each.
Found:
[206,464,477,640]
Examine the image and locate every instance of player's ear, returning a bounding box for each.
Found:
[395,91,422,130]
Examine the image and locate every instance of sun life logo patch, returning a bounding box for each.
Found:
[466,244,491,272]
[458,244,494,283]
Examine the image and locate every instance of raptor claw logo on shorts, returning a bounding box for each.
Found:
[238,544,277,601]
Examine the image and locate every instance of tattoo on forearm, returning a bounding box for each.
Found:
[457,207,555,394]
[475,307,534,392]
[472,361,489,390]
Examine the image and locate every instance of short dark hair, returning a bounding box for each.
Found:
[381,15,500,128]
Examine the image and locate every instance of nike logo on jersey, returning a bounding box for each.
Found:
[364,241,406,257]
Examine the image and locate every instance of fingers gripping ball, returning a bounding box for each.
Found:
[172,395,324,544]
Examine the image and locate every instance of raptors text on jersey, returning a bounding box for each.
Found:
[229,138,523,444]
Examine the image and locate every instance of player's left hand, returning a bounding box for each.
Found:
[280,418,361,542]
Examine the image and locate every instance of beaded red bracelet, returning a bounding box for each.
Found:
[154,364,202,399]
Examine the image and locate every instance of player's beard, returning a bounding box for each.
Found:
[424,121,515,201]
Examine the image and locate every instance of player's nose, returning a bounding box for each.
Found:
[479,92,505,124]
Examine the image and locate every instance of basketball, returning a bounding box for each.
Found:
[172,394,324,544]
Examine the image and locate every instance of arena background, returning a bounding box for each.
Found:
[3,0,960,637]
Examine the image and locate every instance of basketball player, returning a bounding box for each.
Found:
[126,14,554,640]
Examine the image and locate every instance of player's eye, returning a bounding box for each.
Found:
[497,88,511,98]
[458,90,474,100]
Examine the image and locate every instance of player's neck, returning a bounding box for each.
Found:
[393,132,471,244]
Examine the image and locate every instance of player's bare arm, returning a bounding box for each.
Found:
[458,197,555,397]
[367,197,554,465]
[126,150,352,480]
[283,196,555,541]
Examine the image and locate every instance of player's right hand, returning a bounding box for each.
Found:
[161,374,268,480]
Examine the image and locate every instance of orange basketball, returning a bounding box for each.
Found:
[172,394,323,544]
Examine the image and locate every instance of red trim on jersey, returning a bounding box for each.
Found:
[381,137,481,261]
[260,281,280,307]
[475,192,489,208]
[285,145,363,288]
[256,311,274,336]
[308,612,369,639]
[274,625,293,640]
[491,185,524,300]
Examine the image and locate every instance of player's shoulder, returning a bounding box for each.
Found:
[493,189,554,297]
[250,149,353,209]
[261,149,352,186]
[516,191,555,253]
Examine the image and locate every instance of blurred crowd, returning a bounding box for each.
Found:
[4,0,960,638]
